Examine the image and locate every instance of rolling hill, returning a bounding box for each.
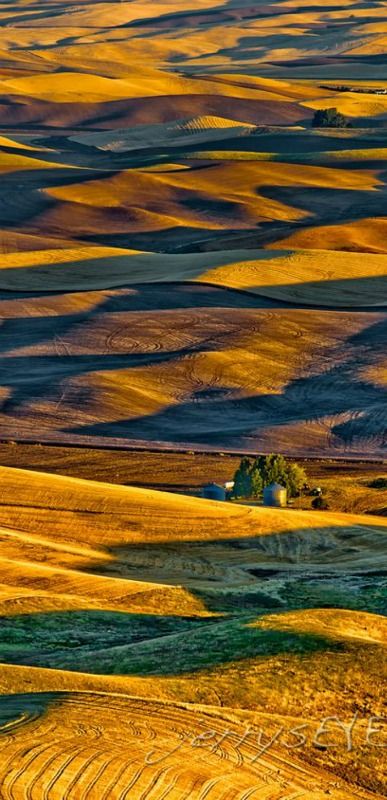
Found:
[0,466,385,796]
[0,3,384,455]
[0,1,386,797]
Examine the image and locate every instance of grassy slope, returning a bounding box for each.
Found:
[0,467,385,794]
[0,0,386,796]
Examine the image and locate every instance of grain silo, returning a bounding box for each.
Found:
[202,482,227,501]
[263,482,287,508]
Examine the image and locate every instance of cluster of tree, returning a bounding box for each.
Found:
[312,108,351,128]
[232,454,307,500]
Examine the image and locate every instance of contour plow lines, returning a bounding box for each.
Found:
[2,745,113,800]
[17,742,105,800]
[0,3,386,797]
[41,748,116,800]
[98,311,243,364]
[0,298,385,454]
[0,247,386,308]
[0,692,374,800]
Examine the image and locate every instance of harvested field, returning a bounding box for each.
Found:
[0,0,386,797]
[0,3,384,457]
[0,280,385,456]
[0,467,385,795]
[0,691,374,800]
[0,442,386,515]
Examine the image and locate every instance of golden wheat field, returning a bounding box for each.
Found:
[0,0,386,797]
[0,0,384,453]
[0,465,386,798]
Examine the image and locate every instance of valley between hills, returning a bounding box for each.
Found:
[0,0,385,797]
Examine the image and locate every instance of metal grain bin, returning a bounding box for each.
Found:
[202,483,227,502]
[263,482,287,508]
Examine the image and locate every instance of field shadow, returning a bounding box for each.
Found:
[65,315,387,450]
[258,184,387,230]
[0,606,343,676]
[0,280,385,448]
[0,692,58,730]
[0,167,116,229]
[1,514,386,675]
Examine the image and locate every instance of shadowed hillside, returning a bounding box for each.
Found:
[0,466,385,796]
[0,1,386,797]
[0,2,384,454]
[0,276,385,455]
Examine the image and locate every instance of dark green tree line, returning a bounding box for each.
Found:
[232,454,307,500]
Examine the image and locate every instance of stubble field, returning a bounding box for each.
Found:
[0,1,386,797]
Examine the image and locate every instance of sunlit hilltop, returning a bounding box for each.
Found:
[0,1,385,797]
[0,2,386,453]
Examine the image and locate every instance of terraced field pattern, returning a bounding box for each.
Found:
[0,0,386,798]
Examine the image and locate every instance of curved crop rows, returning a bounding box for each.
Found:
[0,692,369,800]
[0,1,385,798]
[0,291,385,456]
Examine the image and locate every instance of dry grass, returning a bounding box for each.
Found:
[270,218,387,255]
[0,0,386,796]
[0,467,384,795]
[0,444,385,515]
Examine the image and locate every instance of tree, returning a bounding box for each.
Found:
[312,107,350,129]
[287,462,308,498]
[232,457,253,499]
[254,453,285,487]
[257,454,306,498]
[232,454,306,499]
[250,460,263,498]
